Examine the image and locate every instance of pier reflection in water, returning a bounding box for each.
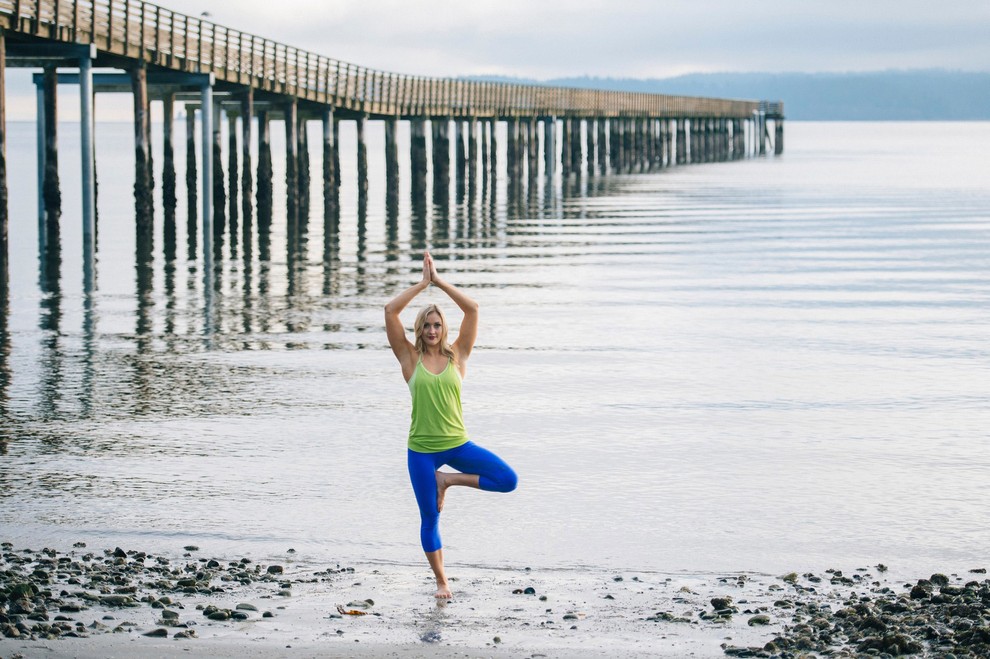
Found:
[4,123,989,577]
[0,116,623,441]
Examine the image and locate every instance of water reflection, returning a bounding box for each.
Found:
[7,150,590,424]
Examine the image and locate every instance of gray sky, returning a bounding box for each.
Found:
[157,0,990,79]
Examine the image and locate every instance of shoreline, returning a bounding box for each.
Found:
[2,543,989,658]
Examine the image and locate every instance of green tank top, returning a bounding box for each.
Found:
[407,358,469,453]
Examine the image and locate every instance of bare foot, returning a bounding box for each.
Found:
[435,471,450,513]
[435,582,452,599]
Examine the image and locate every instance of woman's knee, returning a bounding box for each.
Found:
[491,466,518,493]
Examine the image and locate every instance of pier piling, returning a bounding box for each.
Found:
[356,114,368,202]
[227,111,238,237]
[385,115,399,198]
[284,100,298,222]
[240,91,253,226]
[184,104,197,250]
[162,93,176,217]
[322,108,337,217]
[42,65,60,223]
[256,109,272,225]
[212,103,225,242]
[409,118,427,199]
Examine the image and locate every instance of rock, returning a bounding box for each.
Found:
[161,610,180,621]
[523,587,536,595]
[143,628,168,637]
[100,595,137,607]
[9,599,34,615]
[112,548,127,558]
[184,546,199,552]
[857,633,923,655]
[748,614,771,626]
[236,603,258,611]
[266,565,284,575]
[930,573,950,587]
[7,583,37,599]
[208,610,230,621]
[711,597,733,610]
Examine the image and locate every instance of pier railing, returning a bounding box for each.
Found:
[0,0,778,119]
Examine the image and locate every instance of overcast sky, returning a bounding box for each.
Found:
[155,0,990,79]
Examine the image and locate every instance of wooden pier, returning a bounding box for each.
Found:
[0,0,784,293]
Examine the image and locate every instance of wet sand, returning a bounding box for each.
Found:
[2,544,989,658]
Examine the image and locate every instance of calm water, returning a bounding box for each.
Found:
[1,121,988,577]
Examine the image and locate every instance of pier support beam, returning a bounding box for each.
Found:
[227,111,238,233]
[481,118,490,180]
[298,115,310,215]
[42,66,61,224]
[131,63,153,228]
[241,91,253,226]
[543,117,555,179]
[410,118,427,198]
[284,100,298,221]
[432,118,450,197]
[322,108,337,216]
[505,118,518,181]
[560,118,570,177]
[256,109,272,225]
[597,118,607,174]
[185,104,197,248]
[212,103,225,241]
[468,116,478,187]
[200,82,213,261]
[676,119,686,165]
[757,111,767,156]
[775,118,784,155]
[570,118,582,176]
[79,50,95,277]
[586,118,595,176]
[454,119,466,182]
[162,94,176,218]
[385,115,399,196]
[628,119,637,171]
[526,118,538,183]
[489,119,497,179]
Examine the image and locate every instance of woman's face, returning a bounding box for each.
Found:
[422,312,444,347]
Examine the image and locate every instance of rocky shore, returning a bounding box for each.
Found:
[1,542,988,657]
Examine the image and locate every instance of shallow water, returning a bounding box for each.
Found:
[1,120,988,576]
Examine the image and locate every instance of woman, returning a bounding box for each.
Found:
[385,252,518,599]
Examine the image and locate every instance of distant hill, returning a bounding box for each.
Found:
[464,70,990,121]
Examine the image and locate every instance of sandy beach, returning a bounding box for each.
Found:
[3,543,989,658]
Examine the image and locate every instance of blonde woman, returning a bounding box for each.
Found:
[384,252,518,599]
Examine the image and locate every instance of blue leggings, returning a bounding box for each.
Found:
[408,441,518,553]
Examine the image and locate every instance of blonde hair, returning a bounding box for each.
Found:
[414,304,457,364]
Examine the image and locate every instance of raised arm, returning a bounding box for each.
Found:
[428,257,479,367]
[385,256,431,380]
